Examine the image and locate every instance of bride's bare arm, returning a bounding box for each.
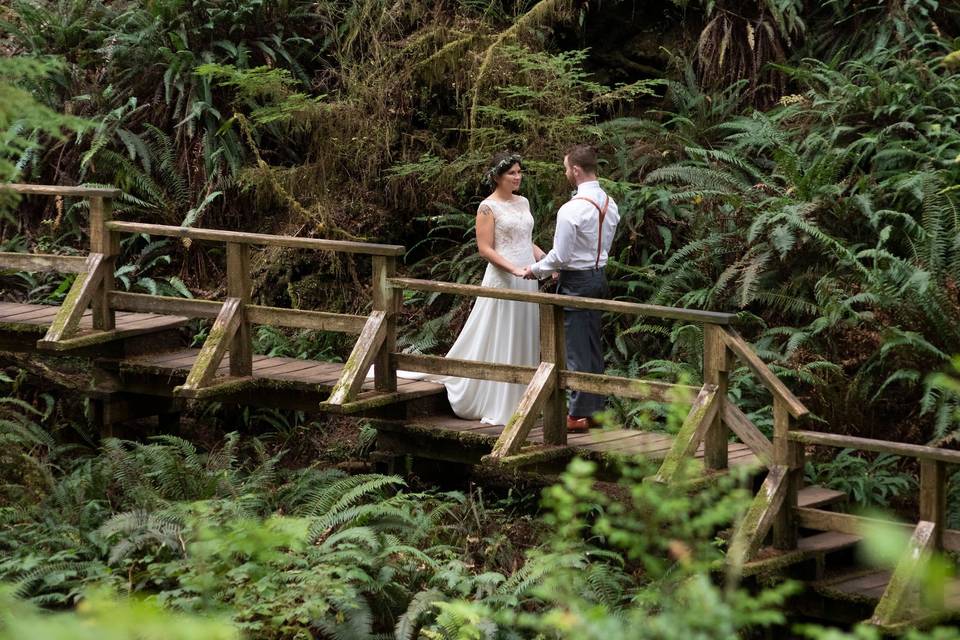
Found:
[533,243,546,261]
[477,205,526,277]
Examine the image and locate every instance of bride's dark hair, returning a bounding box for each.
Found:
[484,151,522,188]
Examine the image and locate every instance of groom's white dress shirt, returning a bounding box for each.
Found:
[529,180,620,278]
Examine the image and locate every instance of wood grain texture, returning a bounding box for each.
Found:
[722,402,773,465]
[728,465,789,568]
[327,311,388,404]
[0,253,88,273]
[489,362,557,459]
[703,324,730,470]
[390,277,736,324]
[227,242,252,377]
[42,253,107,342]
[723,327,808,418]
[176,297,242,393]
[653,384,719,483]
[791,430,960,465]
[372,255,398,392]
[3,183,121,197]
[393,353,537,383]
[539,304,566,445]
[106,220,404,256]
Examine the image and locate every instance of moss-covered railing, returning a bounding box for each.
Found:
[101,221,404,401]
[1,184,122,342]
[385,277,782,475]
[1,183,405,403]
[727,416,960,630]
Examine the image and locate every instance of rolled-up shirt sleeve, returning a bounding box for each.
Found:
[531,205,577,277]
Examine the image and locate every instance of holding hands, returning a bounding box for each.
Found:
[516,265,557,281]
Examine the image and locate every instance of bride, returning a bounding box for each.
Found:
[437,152,545,425]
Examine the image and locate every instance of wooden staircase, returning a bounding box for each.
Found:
[737,470,960,632]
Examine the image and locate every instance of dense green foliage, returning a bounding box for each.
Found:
[5,0,960,636]
[3,377,960,638]
[0,382,796,639]
[4,0,960,445]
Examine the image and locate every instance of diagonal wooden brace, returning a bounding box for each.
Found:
[869,520,937,628]
[174,297,242,395]
[488,362,557,460]
[327,310,387,405]
[652,383,719,484]
[726,465,789,573]
[723,402,773,465]
[41,252,107,343]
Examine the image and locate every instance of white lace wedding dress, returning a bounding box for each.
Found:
[439,196,541,425]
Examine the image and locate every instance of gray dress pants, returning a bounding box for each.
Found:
[557,269,608,417]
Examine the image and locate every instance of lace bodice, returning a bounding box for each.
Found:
[478,196,535,289]
[481,195,535,267]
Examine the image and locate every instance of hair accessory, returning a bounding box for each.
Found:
[485,154,523,187]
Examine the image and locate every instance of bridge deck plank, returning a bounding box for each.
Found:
[121,348,442,400]
[391,414,757,463]
[0,301,187,336]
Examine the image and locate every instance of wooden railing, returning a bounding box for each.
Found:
[102,220,404,401]
[5,185,957,626]
[0,183,403,401]
[384,278,781,473]
[2,184,122,341]
[726,411,960,629]
[0,183,792,472]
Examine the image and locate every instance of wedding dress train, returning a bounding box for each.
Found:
[382,197,540,424]
[441,196,540,425]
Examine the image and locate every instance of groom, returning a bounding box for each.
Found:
[522,145,620,433]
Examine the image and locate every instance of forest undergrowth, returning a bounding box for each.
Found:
[3,0,960,446]
[4,0,960,636]
[4,370,959,639]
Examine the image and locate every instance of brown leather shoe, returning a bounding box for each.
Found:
[566,416,590,433]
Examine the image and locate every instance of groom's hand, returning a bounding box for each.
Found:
[521,266,536,280]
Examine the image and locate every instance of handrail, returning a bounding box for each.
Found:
[5,183,817,474]
[108,292,369,333]
[390,277,737,324]
[106,220,405,257]
[790,430,960,465]
[0,252,88,273]
[2,183,121,198]
[722,327,809,418]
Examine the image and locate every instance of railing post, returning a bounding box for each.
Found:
[227,242,252,377]
[540,303,566,445]
[920,459,946,551]
[372,255,397,392]
[772,396,802,550]
[703,324,730,470]
[89,195,118,330]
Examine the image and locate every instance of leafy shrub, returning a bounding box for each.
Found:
[805,449,916,508]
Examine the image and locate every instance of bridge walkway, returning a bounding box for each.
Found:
[3,182,960,632]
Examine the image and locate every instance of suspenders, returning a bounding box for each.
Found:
[571,194,610,269]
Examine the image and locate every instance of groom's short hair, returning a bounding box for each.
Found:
[565,144,598,174]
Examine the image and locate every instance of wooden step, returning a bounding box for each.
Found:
[814,568,891,602]
[797,531,861,553]
[798,485,847,509]
[741,531,862,576]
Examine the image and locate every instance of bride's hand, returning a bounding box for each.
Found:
[510,266,527,278]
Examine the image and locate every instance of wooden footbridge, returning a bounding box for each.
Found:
[3,183,960,631]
